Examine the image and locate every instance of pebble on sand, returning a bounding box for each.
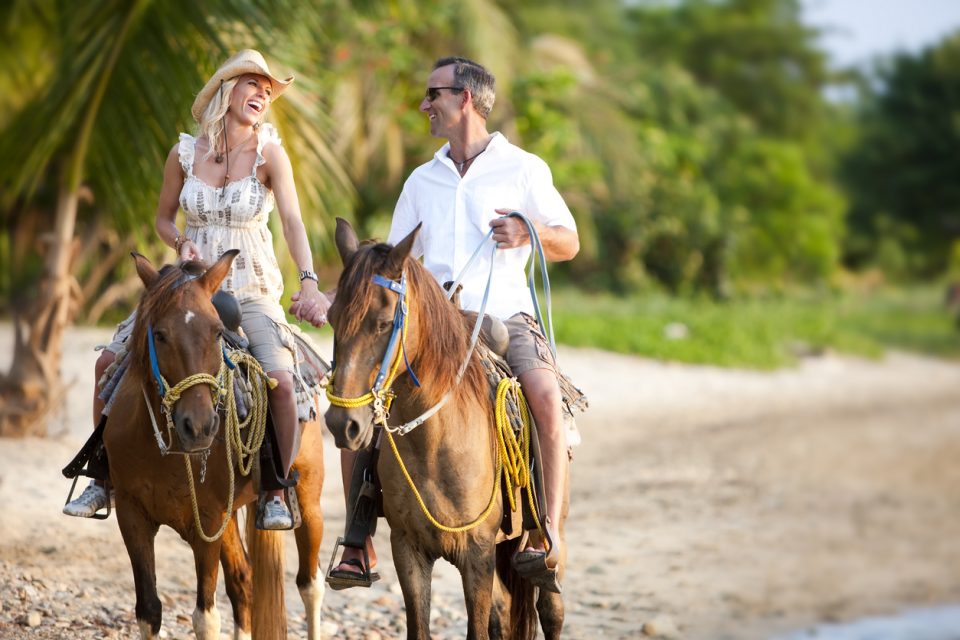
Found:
[642,613,680,638]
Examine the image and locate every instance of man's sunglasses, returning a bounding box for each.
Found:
[425,86,464,101]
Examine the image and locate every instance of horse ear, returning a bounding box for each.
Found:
[198,249,240,295]
[335,217,359,265]
[385,223,421,277]
[131,252,160,288]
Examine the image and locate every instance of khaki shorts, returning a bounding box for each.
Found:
[103,297,296,374]
[503,313,559,377]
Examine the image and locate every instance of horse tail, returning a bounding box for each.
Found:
[496,536,538,640]
[246,504,287,639]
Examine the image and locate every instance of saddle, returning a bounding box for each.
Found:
[62,291,331,529]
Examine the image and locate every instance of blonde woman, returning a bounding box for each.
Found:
[65,50,328,530]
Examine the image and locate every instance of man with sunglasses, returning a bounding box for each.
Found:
[331,56,580,595]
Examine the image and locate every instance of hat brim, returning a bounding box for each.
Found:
[191,61,293,123]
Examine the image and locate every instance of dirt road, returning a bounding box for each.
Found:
[1,325,959,639]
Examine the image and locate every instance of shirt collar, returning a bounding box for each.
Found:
[432,131,505,169]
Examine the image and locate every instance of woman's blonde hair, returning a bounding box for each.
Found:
[197,77,239,161]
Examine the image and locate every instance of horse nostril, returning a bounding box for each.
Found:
[182,416,194,437]
[345,419,361,442]
[203,414,219,437]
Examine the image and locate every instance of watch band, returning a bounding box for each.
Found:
[298,269,319,283]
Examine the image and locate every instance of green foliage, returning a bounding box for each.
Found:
[842,32,960,277]
[0,0,354,311]
[2,0,949,322]
[505,0,846,296]
[551,285,960,369]
[628,0,834,141]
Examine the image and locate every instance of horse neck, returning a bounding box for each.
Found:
[390,296,491,463]
[404,279,476,407]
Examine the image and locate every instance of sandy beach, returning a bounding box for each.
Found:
[1,324,959,639]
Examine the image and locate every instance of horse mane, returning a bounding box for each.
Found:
[336,242,489,409]
[127,260,210,380]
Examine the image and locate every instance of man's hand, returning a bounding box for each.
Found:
[490,209,532,249]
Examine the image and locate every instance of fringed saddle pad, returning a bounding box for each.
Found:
[476,342,589,430]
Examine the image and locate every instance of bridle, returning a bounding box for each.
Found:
[141,272,235,456]
[325,271,421,430]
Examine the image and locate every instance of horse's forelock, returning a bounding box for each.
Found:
[128,264,207,377]
[335,243,391,337]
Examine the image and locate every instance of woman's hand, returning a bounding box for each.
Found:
[178,239,203,262]
[289,282,331,327]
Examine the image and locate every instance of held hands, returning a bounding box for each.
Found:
[490,209,531,249]
[289,282,332,328]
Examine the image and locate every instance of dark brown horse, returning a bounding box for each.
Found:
[104,252,326,640]
[324,219,567,640]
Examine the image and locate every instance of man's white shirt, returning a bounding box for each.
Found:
[388,132,577,320]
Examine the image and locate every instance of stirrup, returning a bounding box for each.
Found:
[63,477,112,520]
[511,524,562,594]
[324,537,380,590]
[254,485,301,531]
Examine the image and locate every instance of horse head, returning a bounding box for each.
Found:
[130,250,238,452]
[324,218,422,450]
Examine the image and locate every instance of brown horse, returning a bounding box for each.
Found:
[103,252,326,640]
[324,219,567,640]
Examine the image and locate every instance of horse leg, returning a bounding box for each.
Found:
[391,533,434,640]
[219,515,252,640]
[191,538,223,640]
[293,427,325,640]
[536,468,570,640]
[459,550,497,640]
[488,568,509,640]
[115,500,162,639]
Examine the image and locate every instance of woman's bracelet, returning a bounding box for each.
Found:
[174,234,185,254]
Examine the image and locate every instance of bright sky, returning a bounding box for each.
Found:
[802,0,960,67]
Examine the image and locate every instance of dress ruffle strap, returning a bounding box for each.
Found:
[178,132,196,177]
[253,123,282,175]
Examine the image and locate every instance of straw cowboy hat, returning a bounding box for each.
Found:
[191,49,294,123]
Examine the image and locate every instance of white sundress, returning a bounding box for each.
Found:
[177,124,284,303]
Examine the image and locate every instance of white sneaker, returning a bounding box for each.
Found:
[63,482,110,517]
[260,497,292,530]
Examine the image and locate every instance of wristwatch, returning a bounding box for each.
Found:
[298,269,319,283]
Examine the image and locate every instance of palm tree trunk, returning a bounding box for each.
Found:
[0,184,81,436]
[0,0,149,437]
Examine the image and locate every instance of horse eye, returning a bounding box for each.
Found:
[377,320,393,334]
[153,330,166,343]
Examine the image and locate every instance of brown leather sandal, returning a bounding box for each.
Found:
[326,557,380,591]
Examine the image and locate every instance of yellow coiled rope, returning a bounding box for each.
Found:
[381,375,544,538]
[176,350,274,542]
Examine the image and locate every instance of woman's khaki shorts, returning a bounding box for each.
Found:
[503,312,559,377]
[103,297,296,374]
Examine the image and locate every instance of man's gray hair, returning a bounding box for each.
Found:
[433,57,495,119]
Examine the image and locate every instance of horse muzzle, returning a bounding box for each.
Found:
[173,407,220,452]
[324,405,374,451]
